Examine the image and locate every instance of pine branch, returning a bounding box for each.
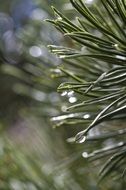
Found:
[48,0,126,182]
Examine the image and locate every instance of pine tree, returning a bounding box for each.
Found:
[0,0,126,189]
[47,0,126,184]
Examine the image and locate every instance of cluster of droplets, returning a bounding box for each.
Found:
[52,113,90,122]
[61,90,77,104]
[57,85,91,144]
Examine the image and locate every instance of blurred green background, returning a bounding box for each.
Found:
[0,0,125,189]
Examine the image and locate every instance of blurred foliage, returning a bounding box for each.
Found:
[0,0,99,189]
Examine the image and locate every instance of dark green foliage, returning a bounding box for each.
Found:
[48,0,126,182]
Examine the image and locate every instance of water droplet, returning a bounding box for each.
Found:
[61,105,67,112]
[82,152,88,158]
[83,114,90,119]
[61,91,67,96]
[114,44,118,48]
[54,69,61,74]
[75,130,87,143]
[67,137,75,143]
[78,136,86,143]
[67,90,74,97]
[51,113,75,121]
[118,141,124,146]
[59,55,66,59]
[115,55,126,60]
[69,97,77,103]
